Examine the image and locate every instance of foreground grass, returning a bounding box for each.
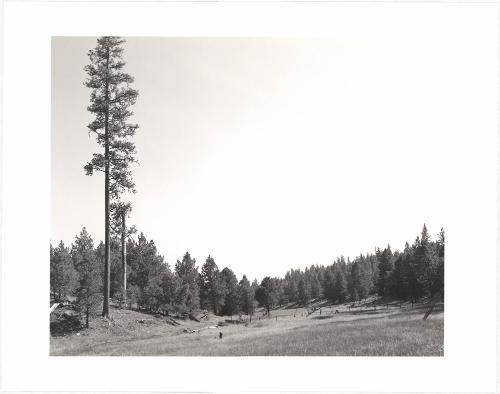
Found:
[50,303,443,356]
[220,316,443,357]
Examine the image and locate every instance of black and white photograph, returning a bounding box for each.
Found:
[1,1,497,392]
[50,36,445,357]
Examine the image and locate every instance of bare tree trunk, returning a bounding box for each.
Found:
[102,46,111,319]
[86,307,89,328]
[422,302,435,320]
[212,292,217,315]
[121,211,127,307]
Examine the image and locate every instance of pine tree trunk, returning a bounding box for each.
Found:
[102,46,111,319]
[121,211,127,307]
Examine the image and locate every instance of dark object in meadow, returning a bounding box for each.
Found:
[335,310,339,314]
[50,312,82,337]
[219,332,223,339]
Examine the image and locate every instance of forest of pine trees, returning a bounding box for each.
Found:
[50,224,444,326]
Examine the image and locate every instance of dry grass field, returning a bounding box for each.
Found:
[50,300,443,356]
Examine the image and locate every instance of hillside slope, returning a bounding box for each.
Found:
[50,299,443,356]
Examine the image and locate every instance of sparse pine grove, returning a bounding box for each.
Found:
[50,36,444,356]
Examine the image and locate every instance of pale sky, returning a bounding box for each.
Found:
[52,37,448,280]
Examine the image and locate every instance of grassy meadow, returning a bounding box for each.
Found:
[50,299,443,356]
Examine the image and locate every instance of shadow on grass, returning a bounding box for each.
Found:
[349,309,392,316]
[283,303,302,310]
[312,315,337,320]
[224,319,246,324]
[311,314,390,325]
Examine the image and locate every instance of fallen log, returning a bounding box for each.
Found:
[188,313,201,322]
[183,325,217,334]
[306,308,316,317]
[423,303,435,320]
[423,292,442,320]
[165,317,181,326]
[49,303,60,314]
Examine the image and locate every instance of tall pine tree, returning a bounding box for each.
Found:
[220,267,240,317]
[255,277,277,316]
[376,245,393,296]
[50,241,78,302]
[72,228,102,328]
[174,252,200,312]
[199,255,225,314]
[84,37,139,318]
[238,275,255,316]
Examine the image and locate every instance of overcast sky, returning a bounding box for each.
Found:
[52,36,448,281]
